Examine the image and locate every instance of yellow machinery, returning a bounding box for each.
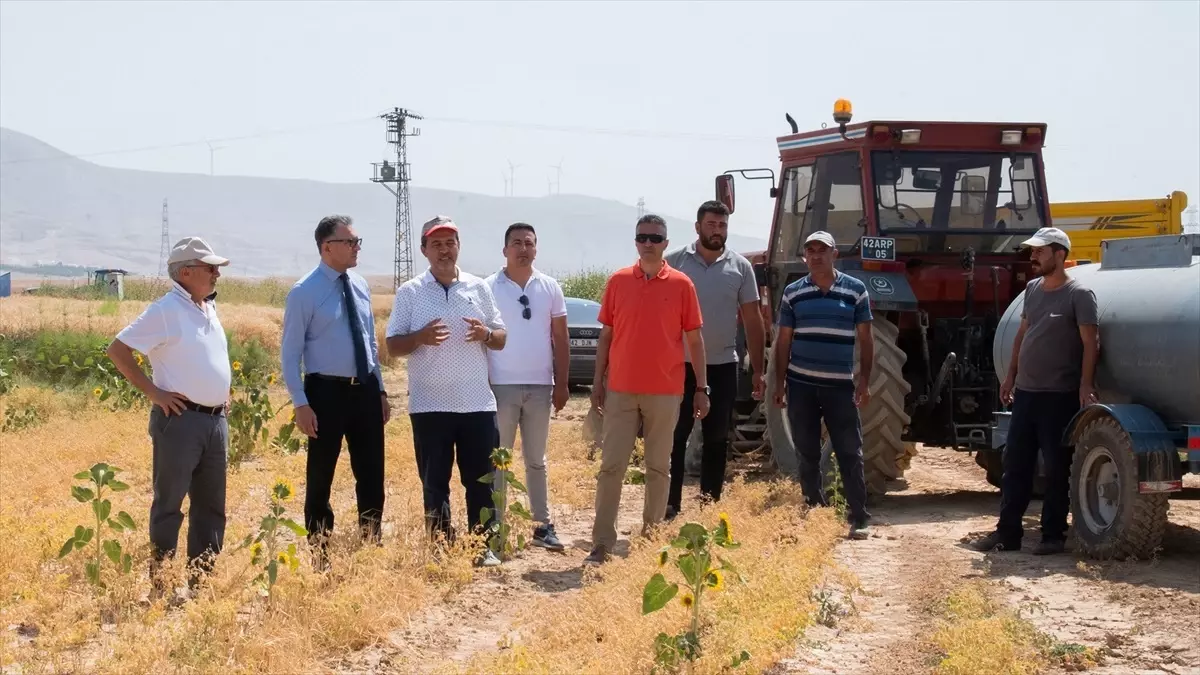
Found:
[1051,191,1188,262]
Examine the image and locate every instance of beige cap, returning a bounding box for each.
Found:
[168,236,230,266]
[804,230,836,248]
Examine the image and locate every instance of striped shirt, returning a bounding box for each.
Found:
[777,270,872,388]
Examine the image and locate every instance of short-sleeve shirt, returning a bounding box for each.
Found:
[598,261,703,396]
[1015,277,1099,393]
[664,243,760,365]
[115,283,232,407]
[777,270,872,389]
[484,268,568,386]
[385,268,506,414]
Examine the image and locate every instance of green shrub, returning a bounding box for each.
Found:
[558,268,611,302]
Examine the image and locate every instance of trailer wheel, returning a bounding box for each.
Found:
[1070,416,1169,560]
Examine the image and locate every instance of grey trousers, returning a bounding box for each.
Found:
[148,406,228,568]
[492,384,554,524]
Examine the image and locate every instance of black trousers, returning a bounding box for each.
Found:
[303,374,386,546]
[786,380,870,527]
[997,388,1080,543]
[410,411,498,539]
[669,362,739,511]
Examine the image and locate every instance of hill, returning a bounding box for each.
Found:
[0,128,766,279]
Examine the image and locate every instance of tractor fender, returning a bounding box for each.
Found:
[1064,403,1183,492]
[839,269,919,313]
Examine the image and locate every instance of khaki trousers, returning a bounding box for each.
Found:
[592,390,683,551]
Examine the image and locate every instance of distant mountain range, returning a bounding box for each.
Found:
[0,127,766,279]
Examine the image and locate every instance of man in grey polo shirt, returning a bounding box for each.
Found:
[107,237,232,598]
[664,200,765,518]
[972,227,1099,555]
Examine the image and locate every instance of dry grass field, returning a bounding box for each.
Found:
[4,284,1197,674]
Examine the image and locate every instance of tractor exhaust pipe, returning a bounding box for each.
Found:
[785,113,798,134]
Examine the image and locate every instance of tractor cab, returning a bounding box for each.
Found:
[716,100,1056,493]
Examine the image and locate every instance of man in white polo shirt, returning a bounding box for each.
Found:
[386,215,508,567]
[106,236,232,596]
[485,223,570,553]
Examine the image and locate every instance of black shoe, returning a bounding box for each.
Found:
[1032,539,1066,556]
[969,531,1021,552]
[532,524,566,552]
[664,505,679,521]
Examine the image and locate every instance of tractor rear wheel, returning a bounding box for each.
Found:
[765,317,912,496]
[855,316,913,495]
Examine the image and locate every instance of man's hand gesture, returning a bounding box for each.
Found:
[417,318,451,347]
[150,386,188,416]
[463,317,490,342]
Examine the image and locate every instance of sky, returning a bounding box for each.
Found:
[1,0,1198,240]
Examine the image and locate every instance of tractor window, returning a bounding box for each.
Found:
[871,150,1047,253]
[771,152,866,262]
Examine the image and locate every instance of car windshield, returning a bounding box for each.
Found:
[566,300,601,324]
[871,150,1047,254]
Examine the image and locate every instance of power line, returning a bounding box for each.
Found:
[0,115,379,166]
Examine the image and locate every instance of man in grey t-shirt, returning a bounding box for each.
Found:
[972,227,1099,556]
[663,200,766,519]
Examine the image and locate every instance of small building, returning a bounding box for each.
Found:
[91,268,129,300]
[0,271,10,298]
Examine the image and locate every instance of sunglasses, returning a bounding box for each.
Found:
[187,264,220,274]
[326,237,364,247]
[635,233,665,244]
[518,294,531,320]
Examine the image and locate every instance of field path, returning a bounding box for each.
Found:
[775,448,1200,675]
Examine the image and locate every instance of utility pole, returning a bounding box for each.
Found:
[158,198,170,278]
[637,196,646,218]
[370,107,423,289]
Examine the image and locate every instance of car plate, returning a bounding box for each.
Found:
[861,236,896,261]
[569,338,597,348]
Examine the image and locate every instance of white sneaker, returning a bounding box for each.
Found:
[476,549,502,568]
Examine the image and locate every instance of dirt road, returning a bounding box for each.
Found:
[778,447,1200,675]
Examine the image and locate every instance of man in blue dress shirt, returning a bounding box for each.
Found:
[282,215,391,567]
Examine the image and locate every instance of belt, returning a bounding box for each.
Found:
[308,373,373,386]
[183,401,225,415]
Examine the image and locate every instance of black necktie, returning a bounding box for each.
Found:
[339,273,371,383]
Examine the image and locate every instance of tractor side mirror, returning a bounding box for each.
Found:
[716,174,736,214]
[912,169,942,191]
[960,174,986,215]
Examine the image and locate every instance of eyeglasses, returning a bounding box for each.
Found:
[187,264,220,274]
[518,294,531,320]
[326,237,363,247]
[635,233,665,244]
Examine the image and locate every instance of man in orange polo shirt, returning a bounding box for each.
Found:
[584,214,708,566]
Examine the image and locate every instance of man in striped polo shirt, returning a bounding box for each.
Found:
[772,230,872,540]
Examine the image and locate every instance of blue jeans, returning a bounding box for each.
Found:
[786,380,870,526]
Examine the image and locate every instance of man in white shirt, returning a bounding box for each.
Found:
[106,237,232,596]
[386,215,508,567]
[485,223,570,552]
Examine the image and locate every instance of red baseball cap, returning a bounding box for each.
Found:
[422,215,459,238]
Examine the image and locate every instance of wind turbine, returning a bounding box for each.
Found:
[207,141,225,176]
[548,157,564,195]
[507,160,522,197]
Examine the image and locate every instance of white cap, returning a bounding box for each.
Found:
[804,231,836,248]
[167,237,229,266]
[1020,227,1071,252]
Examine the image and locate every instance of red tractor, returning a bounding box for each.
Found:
[715,100,1050,494]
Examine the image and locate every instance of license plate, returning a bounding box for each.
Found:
[861,236,896,261]
[569,338,597,348]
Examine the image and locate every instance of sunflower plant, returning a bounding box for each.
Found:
[642,513,750,673]
[477,446,534,559]
[236,479,307,603]
[227,361,290,466]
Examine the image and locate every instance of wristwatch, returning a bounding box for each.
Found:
[696,385,711,396]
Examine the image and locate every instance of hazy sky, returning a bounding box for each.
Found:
[2,0,1197,240]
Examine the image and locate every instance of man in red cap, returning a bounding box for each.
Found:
[386,215,509,567]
